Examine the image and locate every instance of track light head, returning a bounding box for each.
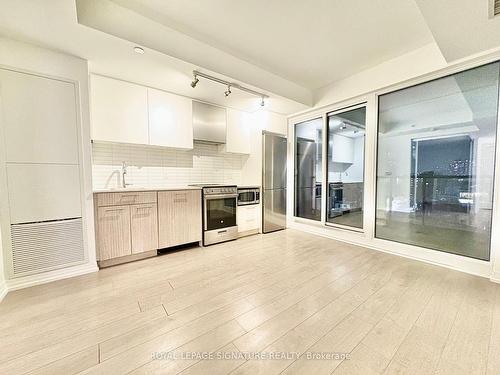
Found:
[260,97,265,107]
[191,76,199,88]
[224,85,232,97]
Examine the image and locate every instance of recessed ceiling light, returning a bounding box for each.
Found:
[133,46,145,54]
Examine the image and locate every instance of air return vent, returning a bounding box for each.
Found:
[490,0,500,17]
[10,218,85,277]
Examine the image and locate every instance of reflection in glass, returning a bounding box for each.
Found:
[295,118,323,221]
[326,107,366,228]
[376,62,500,260]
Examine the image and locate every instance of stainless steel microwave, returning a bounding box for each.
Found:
[237,187,260,206]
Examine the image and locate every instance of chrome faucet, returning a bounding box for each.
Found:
[121,161,132,188]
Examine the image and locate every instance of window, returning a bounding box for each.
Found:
[376,62,500,260]
[295,118,323,221]
[326,107,366,229]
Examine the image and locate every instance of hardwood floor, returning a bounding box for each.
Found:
[1,229,499,375]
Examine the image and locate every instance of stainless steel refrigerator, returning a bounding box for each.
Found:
[262,131,287,233]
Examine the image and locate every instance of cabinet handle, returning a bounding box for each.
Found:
[174,199,187,203]
[135,206,154,210]
[104,208,125,212]
[120,194,139,198]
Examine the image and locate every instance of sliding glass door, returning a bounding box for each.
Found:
[376,62,500,260]
[326,106,366,229]
[295,118,323,221]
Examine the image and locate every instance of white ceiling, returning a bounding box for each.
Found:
[0,0,309,114]
[415,0,500,61]
[1,0,500,116]
[105,0,435,89]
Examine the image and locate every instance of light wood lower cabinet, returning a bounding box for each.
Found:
[95,189,201,266]
[158,190,202,248]
[96,205,131,261]
[130,203,158,254]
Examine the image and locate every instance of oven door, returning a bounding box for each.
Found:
[204,194,237,231]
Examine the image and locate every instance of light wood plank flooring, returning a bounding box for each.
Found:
[1,229,499,375]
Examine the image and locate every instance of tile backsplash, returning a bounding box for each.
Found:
[92,142,248,190]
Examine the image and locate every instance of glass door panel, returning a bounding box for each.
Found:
[326,107,366,229]
[376,62,500,260]
[294,118,323,221]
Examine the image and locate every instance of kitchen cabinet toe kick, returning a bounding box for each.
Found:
[97,249,157,268]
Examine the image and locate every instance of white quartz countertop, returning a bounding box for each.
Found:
[93,186,201,193]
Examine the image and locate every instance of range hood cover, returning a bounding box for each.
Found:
[192,101,226,144]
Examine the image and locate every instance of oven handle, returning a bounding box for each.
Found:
[204,194,238,200]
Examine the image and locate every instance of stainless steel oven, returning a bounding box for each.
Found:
[192,185,238,246]
[237,187,260,206]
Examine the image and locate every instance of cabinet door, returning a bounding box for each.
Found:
[225,108,251,154]
[148,88,193,149]
[331,134,354,163]
[158,190,202,248]
[97,205,131,260]
[237,205,260,232]
[130,203,158,254]
[91,75,149,144]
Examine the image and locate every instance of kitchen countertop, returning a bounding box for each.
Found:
[93,186,202,193]
[237,185,261,189]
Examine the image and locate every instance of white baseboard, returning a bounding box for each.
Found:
[288,222,492,281]
[490,271,500,284]
[0,280,7,302]
[5,262,98,292]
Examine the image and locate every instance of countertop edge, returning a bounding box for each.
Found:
[93,186,202,193]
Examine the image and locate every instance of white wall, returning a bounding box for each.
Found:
[0,37,96,292]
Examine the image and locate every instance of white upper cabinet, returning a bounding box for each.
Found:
[147,88,193,149]
[223,108,251,154]
[331,134,354,164]
[91,75,149,145]
[0,70,79,164]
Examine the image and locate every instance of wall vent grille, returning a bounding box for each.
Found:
[10,218,85,277]
[492,0,500,16]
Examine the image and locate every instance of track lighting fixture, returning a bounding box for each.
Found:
[191,75,199,88]
[190,70,269,104]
